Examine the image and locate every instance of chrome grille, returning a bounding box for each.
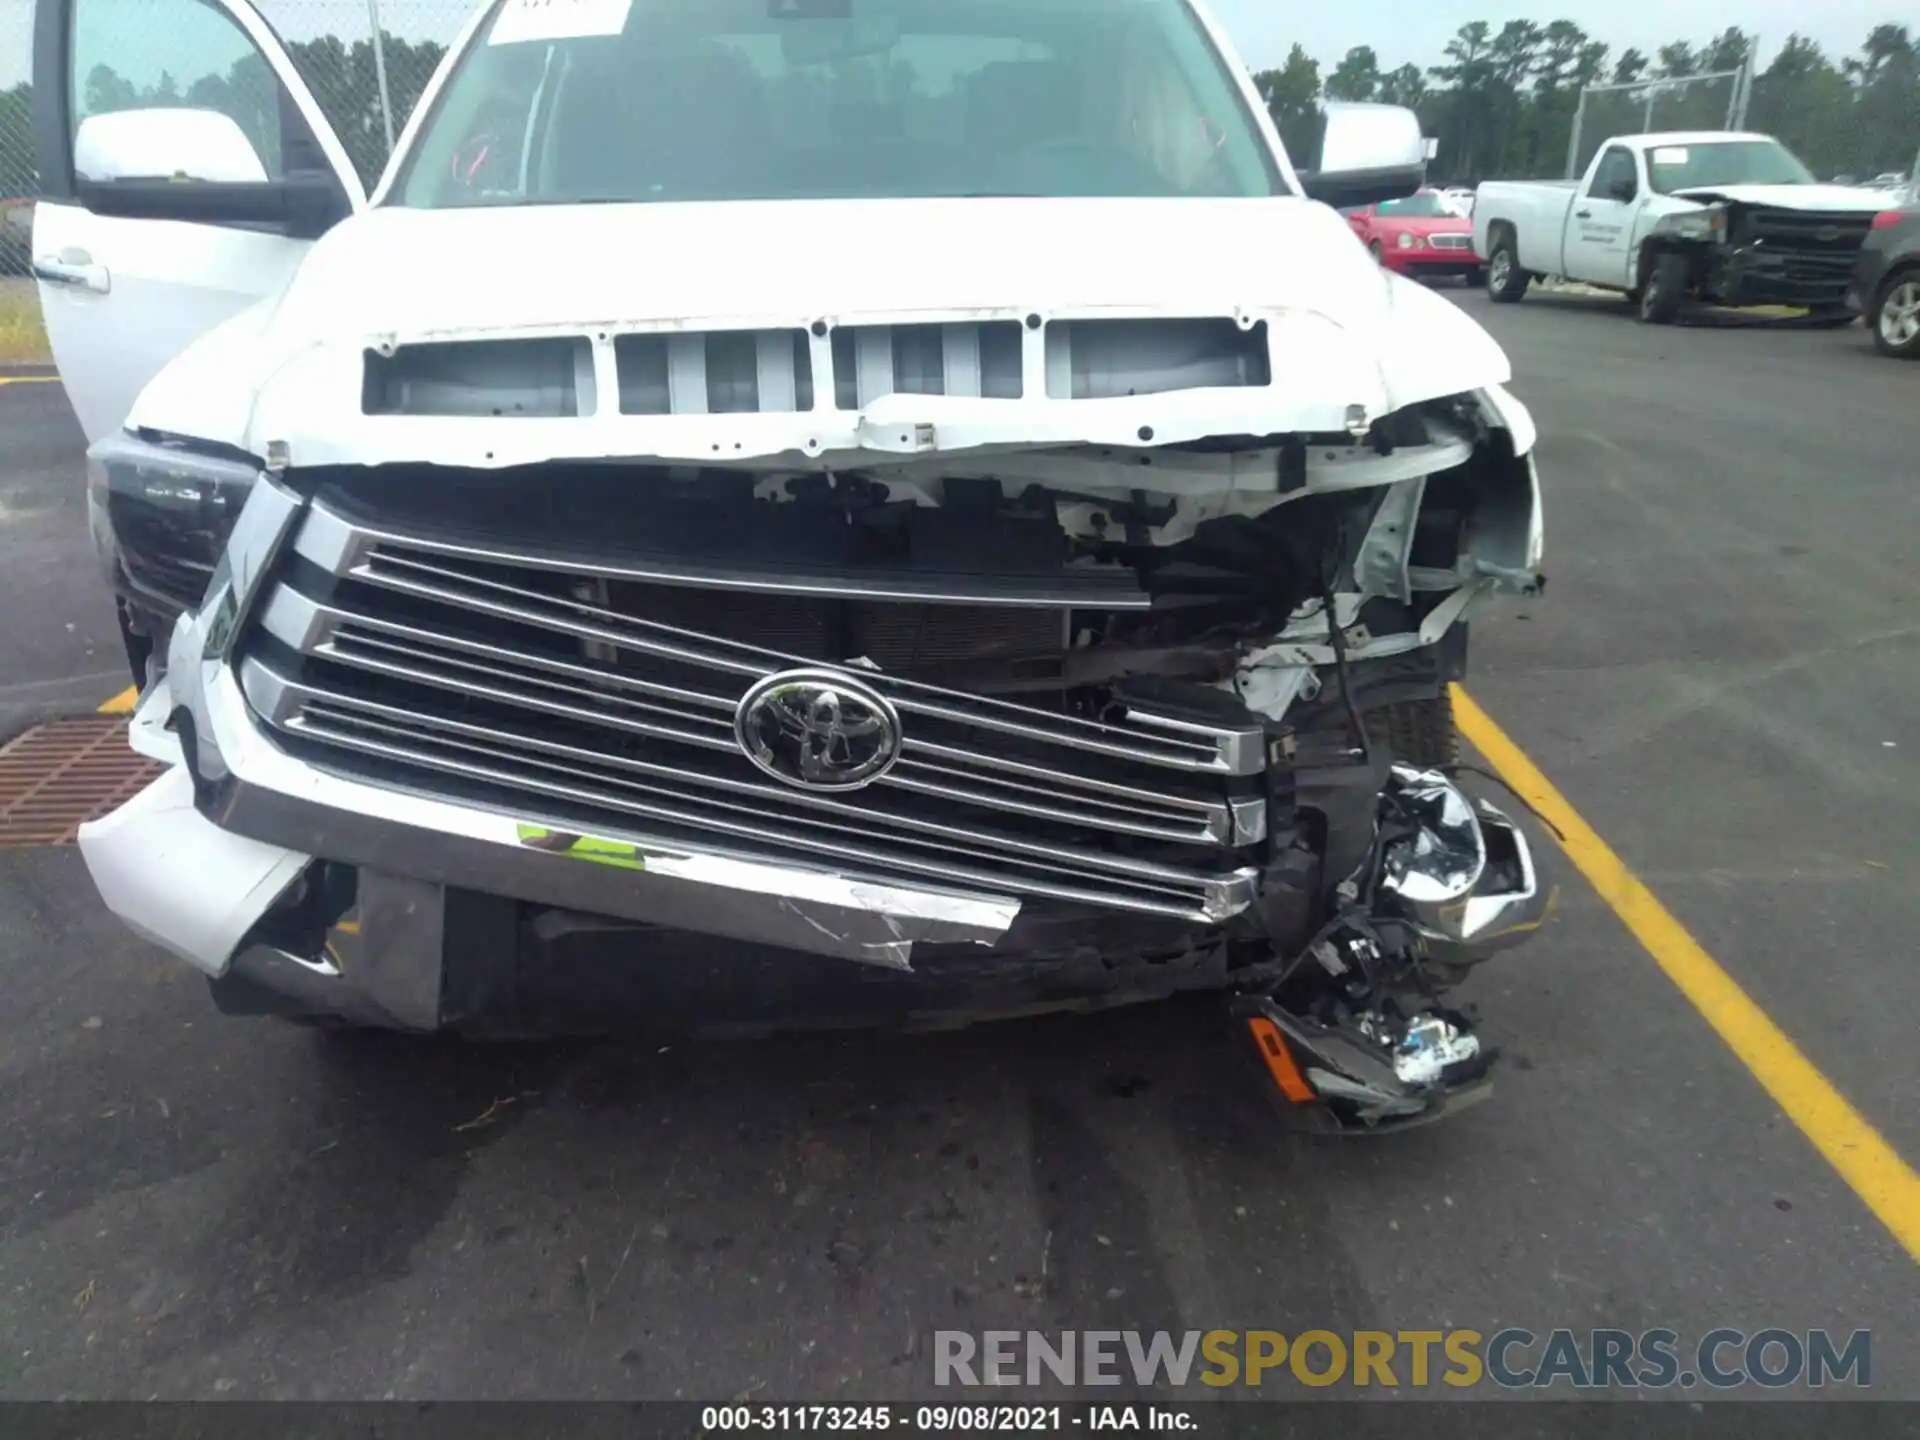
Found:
[1743,208,1876,248]
[1428,234,1472,252]
[1734,208,1877,302]
[237,501,1269,922]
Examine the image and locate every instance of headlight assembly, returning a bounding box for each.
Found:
[86,432,261,616]
[1654,205,1728,241]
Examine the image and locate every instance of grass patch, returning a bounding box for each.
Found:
[0,279,51,365]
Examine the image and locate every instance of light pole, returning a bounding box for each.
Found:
[367,0,397,154]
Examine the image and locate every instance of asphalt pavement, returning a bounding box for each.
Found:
[0,375,124,738]
[0,293,1914,1402]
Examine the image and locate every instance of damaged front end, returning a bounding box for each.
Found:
[83,303,1549,1127]
[1235,765,1551,1134]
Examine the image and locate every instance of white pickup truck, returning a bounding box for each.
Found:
[1472,131,1885,322]
[31,0,1550,1132]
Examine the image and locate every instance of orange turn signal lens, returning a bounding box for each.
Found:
[1246,1016,1317,1104]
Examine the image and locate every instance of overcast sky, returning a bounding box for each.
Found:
[1,0,1902,91]
[1210,0,1891,76]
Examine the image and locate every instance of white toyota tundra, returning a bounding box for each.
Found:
[32,0,1548,1132]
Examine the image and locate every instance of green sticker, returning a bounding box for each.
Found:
[517,824,647,872]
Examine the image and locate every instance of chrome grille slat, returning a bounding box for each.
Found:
[890,756,1221,833]
[328,631,741,751]
[245,660,1239,871]
[273,694,1244,920]
[262,584,735,715]
[902,739,1232,818]
[882,770,1227,845]
[362,550,773,679]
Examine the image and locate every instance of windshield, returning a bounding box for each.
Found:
[395,0,1282,207]
[1376,193,1459,218]
[1645,139,1817,195]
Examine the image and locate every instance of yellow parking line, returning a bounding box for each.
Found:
[1453,684,1920,1265]
[97,686,138,715]
[0,375,59,386]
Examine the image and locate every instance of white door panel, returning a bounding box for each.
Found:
[1561,147,1642,287]
[1562,199,1639,285]
[31,0,366,447]
[33,202,316,444]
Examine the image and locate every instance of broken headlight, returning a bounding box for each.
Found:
[1653,205,1728,242]
[86,431,260,616]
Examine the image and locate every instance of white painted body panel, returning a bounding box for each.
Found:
[33,202,322,444]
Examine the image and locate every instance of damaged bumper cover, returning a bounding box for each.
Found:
[84,669,1024,985]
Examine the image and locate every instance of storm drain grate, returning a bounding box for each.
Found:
[0,716,164,846]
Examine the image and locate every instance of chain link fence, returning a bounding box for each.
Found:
[1567,71,1746,178]
[2,0,37,272]
[258,0,472,187]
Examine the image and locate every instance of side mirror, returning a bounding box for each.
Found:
[1298,103,1427,209]
[76,108,269,185]
[73,108,349,240]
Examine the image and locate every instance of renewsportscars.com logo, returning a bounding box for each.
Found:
[933,1328,1872,1391]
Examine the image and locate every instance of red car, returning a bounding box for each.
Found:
[1345,191,1482,283]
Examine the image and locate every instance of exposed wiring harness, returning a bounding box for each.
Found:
[1321,585,1372,768]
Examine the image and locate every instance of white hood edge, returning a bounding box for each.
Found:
[129,197,1518,467]
[1671,183,1890,212]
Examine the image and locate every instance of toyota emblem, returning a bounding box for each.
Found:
[734,669,903,791]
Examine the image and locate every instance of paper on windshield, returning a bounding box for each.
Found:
[489,0,632,45]
[1650,147,1690,166]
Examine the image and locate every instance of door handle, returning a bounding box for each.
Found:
[31,255,111,294]
[1575,209,1593,219]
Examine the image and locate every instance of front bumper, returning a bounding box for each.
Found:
[1381,246,1480,276]
[83,678,1550,1036]
[86,671,1023,983]
[1711,249,1859,309]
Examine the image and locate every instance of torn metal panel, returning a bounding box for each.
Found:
[1231,656,1317,721]
[1353,477,1427,605]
